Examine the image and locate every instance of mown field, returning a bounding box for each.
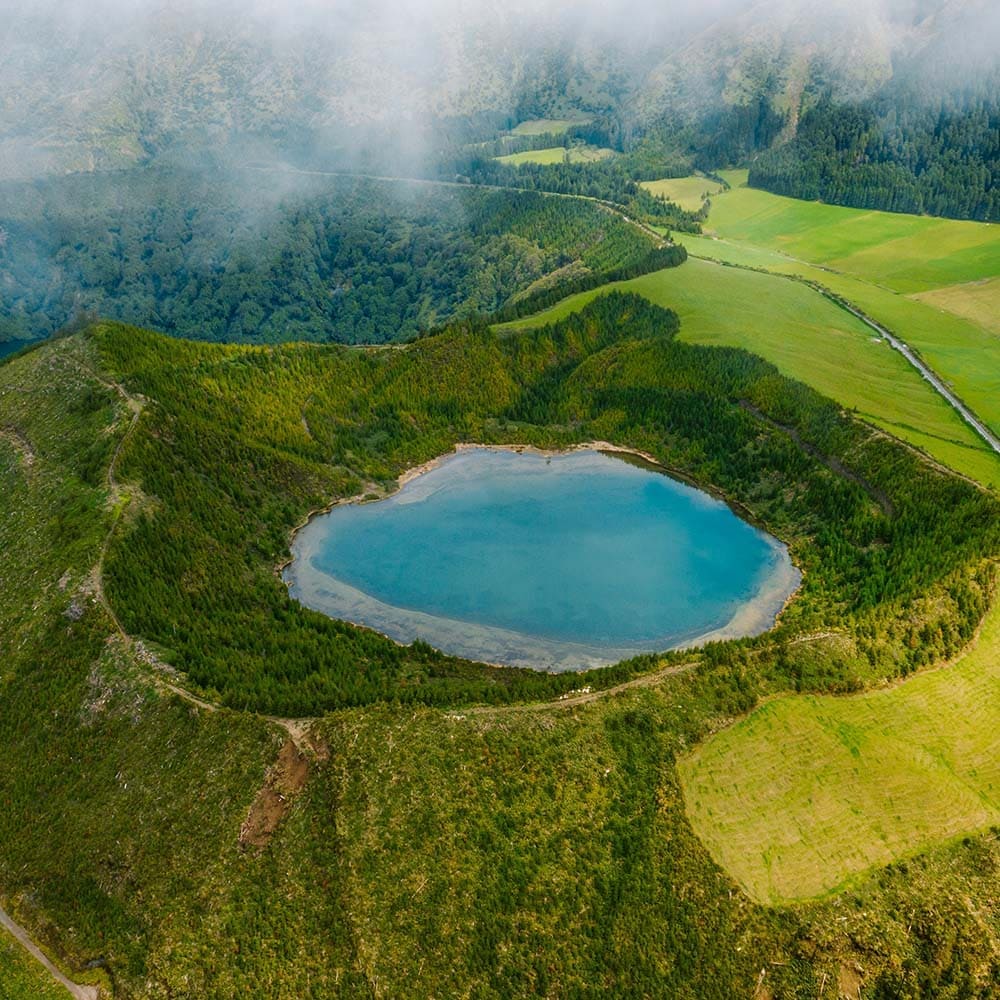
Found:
[2,308,1000,997]
[710,171,1000,294]
[509,118,589,136]
[679,579,1000,905]
[495,145,615,166]
[498,258,1000,488]
[698,171,1000,439]
[640,175,725,212]
[914,276,1000,336]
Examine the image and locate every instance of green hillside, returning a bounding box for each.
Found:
[2,302,1000,997]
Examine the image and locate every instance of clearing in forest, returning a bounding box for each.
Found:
[509,118,590,136]
[640,175,725,212]
[495,146,615,166]
[677,592,1000,904]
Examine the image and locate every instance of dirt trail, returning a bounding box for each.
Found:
[0,905,99,999]
[0,425,35,472]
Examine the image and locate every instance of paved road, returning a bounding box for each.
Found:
[260,164,998,460]
[245,163,669,245]
[826,294,1000,457]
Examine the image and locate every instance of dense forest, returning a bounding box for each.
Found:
[0,168,657,345]
[749,84,999,220]
[3,298,1000,999]
[449,154,704,232]
[94,293,1000,716]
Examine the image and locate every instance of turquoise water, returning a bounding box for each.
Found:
[0,339,40,362]
[285,448,800,671]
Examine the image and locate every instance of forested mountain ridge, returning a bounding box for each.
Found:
[1,300,999,996]
[0,168,662,345]
[748,71,1000,220]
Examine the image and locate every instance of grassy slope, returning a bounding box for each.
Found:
[913,276,1000,336]
[0,938,67,1000]
[710,171,1000,294]
[0,340,364,998]
[495,146,615,166]
[497,259,1000,487]
[702,171,1000,439]
[640,176,724,212]
[3,332,1000,997]
[678,582,1000,905]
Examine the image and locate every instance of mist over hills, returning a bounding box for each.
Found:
[1,0,995,180]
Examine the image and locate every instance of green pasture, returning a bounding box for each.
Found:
[0,936,68,1000]
[498,257,1000,487]
[676,231,1000,444]
[914,276,1000,336]
[640,175,725,212]
[509,118,589,136]
[710,171,1000,295]
[495,146,615,166]
[678,590,1000,904]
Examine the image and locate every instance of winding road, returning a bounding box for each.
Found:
[825,293,1000,457]
[252,163,999,461]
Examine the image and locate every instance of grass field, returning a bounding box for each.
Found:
[495,146,615,166]
[0,939,68,1000]
[694,172,1000,440]
[509,118,589,136]
[498,258,1000,487]
[640,175,725,212]
[678,588,1000,904]
[710,171,1000,295]
[913,276,1000,336]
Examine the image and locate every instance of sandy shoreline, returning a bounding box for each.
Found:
[279,443,803,672]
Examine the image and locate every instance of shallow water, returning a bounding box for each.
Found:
[284,448,800,671]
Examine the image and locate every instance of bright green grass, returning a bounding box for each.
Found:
[678,589,1000,904]
[640,176,725,212]
[495,146,615,166]
[0,936,68,1000]
[676,230,1000,444]
[913,276,1000,336]
[699,173,1000,440]
[711,171,1000,295]
[509,118,589,137]
[498,259,1000,487]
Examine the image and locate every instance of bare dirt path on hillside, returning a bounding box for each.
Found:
[0,905,99,999]
[467,658,698,715]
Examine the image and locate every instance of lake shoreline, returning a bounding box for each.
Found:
[279,443,803,671]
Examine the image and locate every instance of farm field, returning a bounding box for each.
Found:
[709,170,1000,294]
[677,588,1000,904]
[508,118,589,136]
[499,258,1000,488]
[913,276,1000,336]
[696,173,1000,439]
[0,936,69,1000]
[640,175,725,212]
[494,145,615,166]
